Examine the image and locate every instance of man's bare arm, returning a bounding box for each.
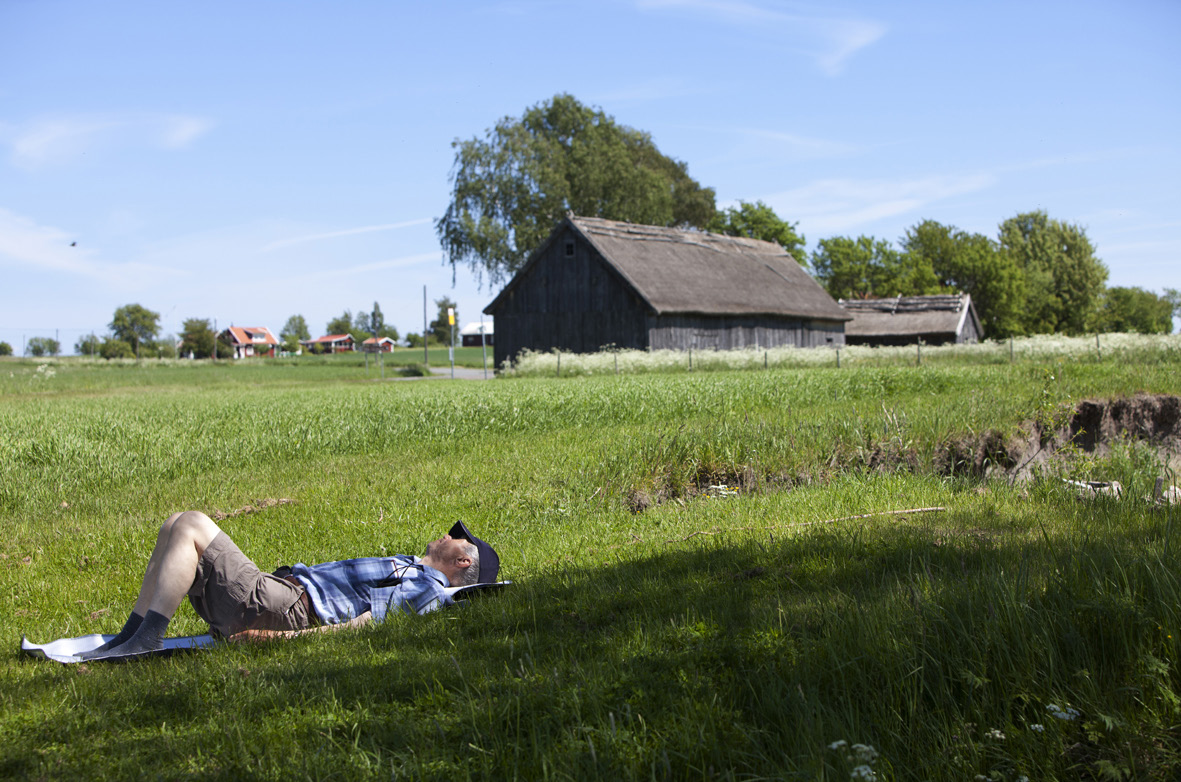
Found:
[228,611,372,642]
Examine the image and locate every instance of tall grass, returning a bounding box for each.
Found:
[1,355,1179,779]
[505,332,1181,377]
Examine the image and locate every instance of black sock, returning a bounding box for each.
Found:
[93,610,170,658]
[78,612,144,658]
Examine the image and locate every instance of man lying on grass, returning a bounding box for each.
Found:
[78,510,500,661]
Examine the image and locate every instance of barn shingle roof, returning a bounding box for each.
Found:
[839,294,981,338]
[486,216,850,321]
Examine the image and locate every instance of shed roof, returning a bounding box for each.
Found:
[485,216,849,321]
[459,321,494,336]
[839,294,981,338]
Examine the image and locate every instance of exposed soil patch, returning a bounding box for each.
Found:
[211,498,296,520]
[937,393,1181,482]
[625,394,1181,512]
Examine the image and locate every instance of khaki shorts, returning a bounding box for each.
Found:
[188,532,313,637]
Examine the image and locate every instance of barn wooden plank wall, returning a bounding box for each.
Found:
[648,315,845,350]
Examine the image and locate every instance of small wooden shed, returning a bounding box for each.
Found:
[483,216,850,369]
[839,294,983,346]
[459,321,494,347]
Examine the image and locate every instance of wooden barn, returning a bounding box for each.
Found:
[839,294,983,346]
[483,216,850,369]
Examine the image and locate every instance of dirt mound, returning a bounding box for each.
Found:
[625,394,1181,512]
[937,393,1181,482]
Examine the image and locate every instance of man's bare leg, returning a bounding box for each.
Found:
[81,511,221,659]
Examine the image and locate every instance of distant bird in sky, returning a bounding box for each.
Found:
[70,242,76,247]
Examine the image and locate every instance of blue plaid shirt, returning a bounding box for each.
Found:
[291,554,450,624]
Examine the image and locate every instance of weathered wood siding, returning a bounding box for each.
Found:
[491,227,649,368]
[957,315,981,344]
[647,315,846,350]
[489,223,849,367]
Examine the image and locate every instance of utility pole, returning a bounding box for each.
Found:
[480,315,488,379]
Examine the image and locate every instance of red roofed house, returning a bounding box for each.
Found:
[361,336,397,352]
[301,334,355,353]
[219,326,280,359]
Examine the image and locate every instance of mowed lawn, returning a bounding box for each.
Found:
[1,350,1180,780]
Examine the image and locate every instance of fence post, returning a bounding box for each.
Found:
[836,348,841,368]
[556,351,560,377]
[764,350,768,370]
[917,340,922,366]
[1096,333,1101,360]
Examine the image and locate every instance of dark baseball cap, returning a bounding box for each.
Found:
[448,520,500,584]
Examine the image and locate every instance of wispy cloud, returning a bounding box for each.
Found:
[7,118,121,169]
[738,127,859,159]
[261,219,432,253]
[159,115,215,148]
[0,207,183,282]
[295,252,440,281]
[3,113,215,168]
[637,0,886,75]
[765,174,996,235]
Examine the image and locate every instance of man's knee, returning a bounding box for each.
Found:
[170,511,221,551]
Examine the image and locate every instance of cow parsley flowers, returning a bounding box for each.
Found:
[828,740,880,781]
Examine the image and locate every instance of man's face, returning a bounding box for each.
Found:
[423,534,471,563]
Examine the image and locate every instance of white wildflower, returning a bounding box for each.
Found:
[1030,723,1044,732]
[828,740,849,751]
[850,744,879,764]
[849,764,878,781]
[985,728,1005,740]
[1047,704,1080,721]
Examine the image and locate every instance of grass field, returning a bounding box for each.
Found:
[1,342,1179,780]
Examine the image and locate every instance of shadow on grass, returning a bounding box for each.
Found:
[7,506,1181,780]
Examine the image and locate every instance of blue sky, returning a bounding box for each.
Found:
[2,0,1178,353]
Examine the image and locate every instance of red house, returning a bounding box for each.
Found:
[220,326,279,359]
[301,334,355,353]
[361,336,397,353]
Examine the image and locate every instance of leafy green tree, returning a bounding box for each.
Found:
[1098,287,1174,334]
[811,236,939,300]
[99,338,135,360]
[26,336,60,357]
[1164,288,1180,332]
[405,333,424,348]
[0,341,11,356]
[179,318,216,358]
[998,211,1108,335]
[428,297,458,345]
[280,314,310,345]
[109,304,160,357]
[325,311,352,337]
[436,93,716,286]
[708,200,806,261]
[901,220,1025,338]
[74,334,101,356]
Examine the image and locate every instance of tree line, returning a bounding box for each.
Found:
[5,297,463,360]
[437,93,1178,338]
